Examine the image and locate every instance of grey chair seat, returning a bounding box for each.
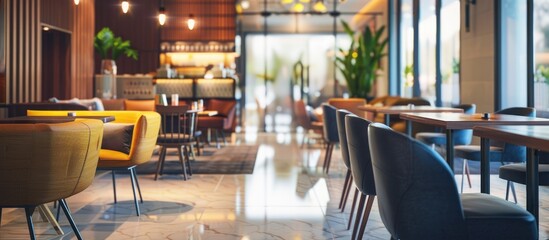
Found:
[499,163,549,186]
[455,145,503,162]
[462,193,537,239]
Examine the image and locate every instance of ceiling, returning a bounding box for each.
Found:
[237,0,377,33]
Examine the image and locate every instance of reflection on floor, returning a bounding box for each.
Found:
[1,132,548,239]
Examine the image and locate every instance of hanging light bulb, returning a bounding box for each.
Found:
[121,1,130,13]
[158,7,166,25]
[240,0,250,9]
[313,0,327,12]
[74,0,80,5]
[187,14,196,30]
[292,2,304,12]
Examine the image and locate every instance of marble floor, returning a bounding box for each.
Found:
[1,132,549,239]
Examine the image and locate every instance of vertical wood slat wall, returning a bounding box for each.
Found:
[4,0,40,103]
[2,0,94,103]
[71,0,94,98]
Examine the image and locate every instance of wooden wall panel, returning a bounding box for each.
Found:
[161,0,236,42]
[71,0,95,98]
[41,0,71,32]
[1,0,95,103]
[3,0,40,103]
[95,0,159,75]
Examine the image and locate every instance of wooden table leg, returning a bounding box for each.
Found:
[37,204,64,235]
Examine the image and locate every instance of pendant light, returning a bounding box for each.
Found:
[158,7,166,25]
[121,0,130,14]
[240,0,250,9]
[292,2,304,12]
[313,0,327,12]
[187,14,196,30]
[74,0,80,5]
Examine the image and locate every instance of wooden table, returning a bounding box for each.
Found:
[474,125,549,225]
[400,112,549,174]
[358,105,463,135]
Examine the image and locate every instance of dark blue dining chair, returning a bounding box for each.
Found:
[499,151,549,202]
[345,114,376,240]
[322,104,339,174]
[335,109,353,212]
[454,107,536,199]
[368,123,537,240]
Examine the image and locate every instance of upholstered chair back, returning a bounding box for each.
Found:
[0,119,103,206]
[336,109,352,169]
[322,104,339,143]
[345,114,376,196]
[368,123,467,239]
[452,103,477,145]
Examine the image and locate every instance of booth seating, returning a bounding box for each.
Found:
[0,119,104,239]
[27,110,161,216]
[195,99,237,147]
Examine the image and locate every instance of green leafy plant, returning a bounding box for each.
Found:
[537,65,549,84]
[336,21,388,98]
[94,27,138,60]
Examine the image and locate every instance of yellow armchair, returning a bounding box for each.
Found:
[0,119,103,239]
[27,110,161,216]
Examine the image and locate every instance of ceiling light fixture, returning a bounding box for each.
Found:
[43,26,50,31]
[121,0,130,14]
[292,2,304,12]
[158,7,166,26]
[313,0,327,12]
[187,14,196,30]
[241,0,250,9]
[74,0,80,5]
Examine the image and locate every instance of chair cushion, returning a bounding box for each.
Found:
[499,163,549,186]
[416,132,446,146]
[455,145,503,162]
[461,193,537,240]
[99,149,130,161]
[124,99,156,111]
[102,123,134,154]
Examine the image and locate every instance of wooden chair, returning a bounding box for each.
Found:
[155,105,198,181]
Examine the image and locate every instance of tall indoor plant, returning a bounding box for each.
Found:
[94,27,138,74]
[336,21,388,99]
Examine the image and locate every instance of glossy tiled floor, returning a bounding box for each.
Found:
[1,132,549,239]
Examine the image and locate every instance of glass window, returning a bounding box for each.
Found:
[400,0,414,98]
[534,0,549,110]
[500,0,527,108]
[440,0,460,106]
[418,0,437,104]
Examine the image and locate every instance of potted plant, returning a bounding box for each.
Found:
[94,27,138,74]
[336,21,388,99]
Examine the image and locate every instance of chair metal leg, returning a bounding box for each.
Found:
[357,195,375,239]
[510,181,517,203]
[352,193,367,240]
[184,145,193,176]
[341,175,354,213]
[177,146,188,180]
[111,170,117,203]
[195,138,202,156]
[159,147,167,175]
[59,199,83,240]
[129,167,141,216]
[461,159,466,193]
[37,205,63,235]
[155,147,166,181]
[25,207,36,240]
[131,167,144,203]
[56,203,61,221]
[464,160,472,188]
[347,188,359,230]
[221,131,227,145]
[338,170,352,209]
[215,130,220,148]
